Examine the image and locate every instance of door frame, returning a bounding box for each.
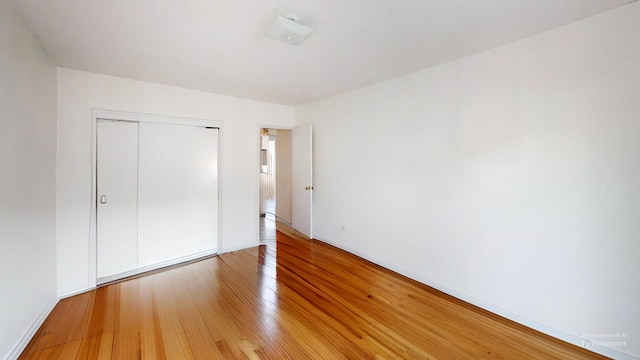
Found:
[255,125,295,242]
[90,109,223,287]
[255,124,314,242]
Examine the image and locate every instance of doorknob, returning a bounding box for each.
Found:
[100,195,107,204]
[305,186,314,190]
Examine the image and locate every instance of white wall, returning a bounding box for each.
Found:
[296,3,640,358]
[276,130,292,223]
[0,1,58,359]
[57,68,295,295]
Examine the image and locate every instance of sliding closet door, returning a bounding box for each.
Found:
[96,120,139,278]
[138,122,219,268]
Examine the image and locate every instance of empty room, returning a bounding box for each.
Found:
[1,0,639,359]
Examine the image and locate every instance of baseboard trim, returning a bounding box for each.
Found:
[219,242,260,254]
[58,286,95,300]
[275,216,292,226]
[312,235,638,360]
[5,296,59,360]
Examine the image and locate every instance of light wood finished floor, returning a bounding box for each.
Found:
[20,227,607,359]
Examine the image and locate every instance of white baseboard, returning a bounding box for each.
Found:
[219,242,260,254]
[58,286,96,300]
[5,296,59,360]
[313,235,638,360]
[275,216,292,225]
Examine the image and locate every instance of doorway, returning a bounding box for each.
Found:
[260,128,276,219]
[258,126,313,241]
[259,128,292,241]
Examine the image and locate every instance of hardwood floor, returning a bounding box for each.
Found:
[20,228,607,359]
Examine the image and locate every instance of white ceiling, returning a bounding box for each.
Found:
[8,0,630,106]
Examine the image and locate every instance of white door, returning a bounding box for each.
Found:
[291,125,313,238]
[96,120,139,278]
[138,122,219,267]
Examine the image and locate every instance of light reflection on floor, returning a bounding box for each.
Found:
[257,213,279,337]
[259,213,277,242]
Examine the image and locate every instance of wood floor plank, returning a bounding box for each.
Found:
[139,278,163,360]
[19,227,609,359]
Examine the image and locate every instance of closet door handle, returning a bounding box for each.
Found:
[100,195,107,204]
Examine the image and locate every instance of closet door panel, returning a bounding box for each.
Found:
[96,120,139,278]
[138,122,218,267]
